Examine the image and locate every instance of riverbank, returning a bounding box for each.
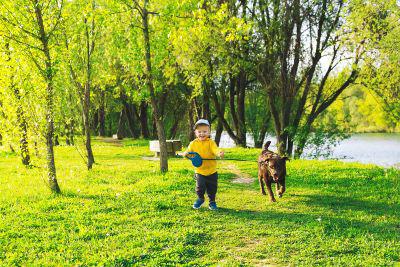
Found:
[0,139,399,266]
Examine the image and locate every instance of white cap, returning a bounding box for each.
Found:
[193,119,210,129]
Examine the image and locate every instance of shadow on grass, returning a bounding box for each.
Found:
[289,167,387,187]
[300,194,400,217]
[216,204,399,241]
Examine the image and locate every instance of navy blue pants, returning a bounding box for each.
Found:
[195,172,218,202]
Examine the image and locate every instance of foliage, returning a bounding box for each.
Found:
[324,85,400,133]
[299,122,349,159]
[0,0,64,167]
[246,86,272,143]
[170,1,252,92]
[346,0,400,121]
[0,139,399,265]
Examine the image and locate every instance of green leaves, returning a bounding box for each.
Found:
[347,0,400,123]
[169,1,252,93]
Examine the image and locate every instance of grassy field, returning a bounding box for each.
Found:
[0,138,399,266]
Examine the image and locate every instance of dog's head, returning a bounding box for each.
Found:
[259,153,288,182]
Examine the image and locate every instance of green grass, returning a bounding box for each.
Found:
[0,139,399,266]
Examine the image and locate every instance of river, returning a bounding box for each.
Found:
[213,132,400,168]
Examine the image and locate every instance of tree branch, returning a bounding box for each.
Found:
[47,0,64,40]
[0,14,40,39]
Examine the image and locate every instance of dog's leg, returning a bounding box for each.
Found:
[275,183,280,197]
[259,172,266,195]
[278,180,286,197]
[265,179,276,202]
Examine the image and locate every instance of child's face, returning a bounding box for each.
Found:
[194,125,210,141]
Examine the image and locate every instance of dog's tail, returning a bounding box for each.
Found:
[263,141,271,151]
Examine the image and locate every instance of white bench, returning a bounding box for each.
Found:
[149,140,182,157]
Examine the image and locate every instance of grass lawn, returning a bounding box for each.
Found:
[0,138,399,266]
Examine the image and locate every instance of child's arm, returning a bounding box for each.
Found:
[180,141,194,157]
[211,140,224,158]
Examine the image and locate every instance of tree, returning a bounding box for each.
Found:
[0,0,63,193]
[170,1,254,147]
[349,0,400,122]
[115,0,187,172]
[63,0,106,169]
[252,0,364,157]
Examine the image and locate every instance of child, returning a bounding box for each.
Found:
[182,119,224,210]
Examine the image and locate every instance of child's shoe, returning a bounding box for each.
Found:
[192,198,205,209]
[209,202,218,210]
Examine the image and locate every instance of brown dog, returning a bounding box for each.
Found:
[258,141,288,202]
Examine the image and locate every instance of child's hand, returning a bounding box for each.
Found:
[179,152,188,157]
[218,151,224,159]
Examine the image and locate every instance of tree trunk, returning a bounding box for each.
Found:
[83,16,95,170]
[193,97,202,120]
[188,101,196,141]
[98,90,106,136]
[169,119,179,139]
[34,141,39,156]
[236,70,247,147]
[139,101,150,138]
[108,116,112,137]
[211,90,240,145]
[16,101,31,166]
[214,118,223,146]
[141,1,168,172]
[7,43,31,166]
[294,123,311,159]
[202,83,211,120]
[34,1,60,193]
[212,79,248,147]
[276,131,288,156]
[83,83,95,169]
[123,101,140,138]
[255,115,270,148]
[93,109,99,133]
[65,119,75,145]
[116,108,125,140]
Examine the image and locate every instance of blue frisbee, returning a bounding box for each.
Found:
[186,152,204,167]
[185,152,214,167]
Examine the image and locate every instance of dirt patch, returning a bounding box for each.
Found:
[142,156,160,161]
[223,164,255,184]
[99,137,123,147]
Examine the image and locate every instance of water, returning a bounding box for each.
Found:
[212,132,400,168]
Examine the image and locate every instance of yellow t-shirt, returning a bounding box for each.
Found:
[186,138,219,176]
